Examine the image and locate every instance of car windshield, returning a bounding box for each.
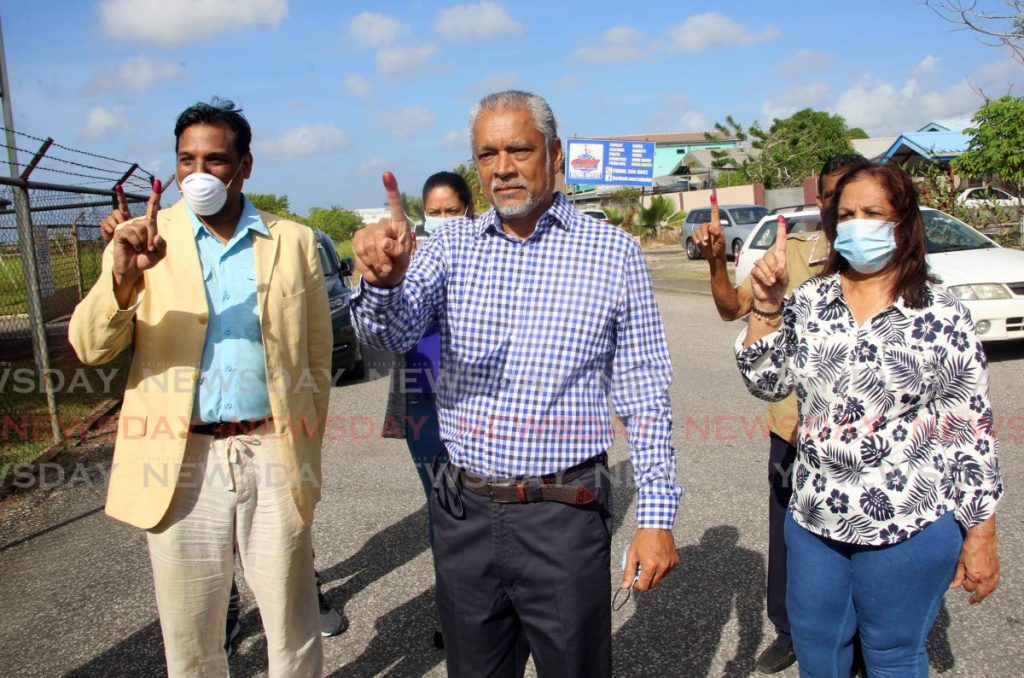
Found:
[923,211,995,253]
[317,245,338,275]
[730,207,770,224]
[749,215,822,249]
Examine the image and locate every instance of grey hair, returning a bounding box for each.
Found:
[469,90,559,146]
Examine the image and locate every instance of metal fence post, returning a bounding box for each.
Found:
[71,220,83,300]
[0,18,62,444]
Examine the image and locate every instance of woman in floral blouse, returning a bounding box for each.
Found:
[735,162,1002,677]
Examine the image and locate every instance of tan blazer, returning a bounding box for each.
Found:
[69,199,332,529]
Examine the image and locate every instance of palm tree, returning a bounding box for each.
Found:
[638,196,679,235]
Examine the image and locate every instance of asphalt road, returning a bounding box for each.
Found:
[1,290,1022,677]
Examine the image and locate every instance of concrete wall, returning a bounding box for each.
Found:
[641,185,765,212]
[764,187,806,211]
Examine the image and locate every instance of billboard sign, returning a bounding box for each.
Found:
[565,138,655,186]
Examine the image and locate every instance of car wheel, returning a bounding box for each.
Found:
[732,239,744,258]
[685,238,702,260]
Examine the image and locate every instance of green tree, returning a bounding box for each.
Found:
[846,127,869,140]
[453,161,491,214]
[247,193,292,216]
[638,195,679,234]
[307,206,364,242]
[401,193,424,223]
[707,109,855,189]
[955,95,1024,192]
[603,206,624,226]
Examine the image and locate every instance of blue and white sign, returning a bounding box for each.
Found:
[565,138,655,186]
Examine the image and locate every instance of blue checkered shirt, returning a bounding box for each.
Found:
[352,192,681,528]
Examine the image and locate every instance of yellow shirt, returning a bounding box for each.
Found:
[738,231,829,443]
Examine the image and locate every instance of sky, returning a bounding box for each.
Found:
[2,0,1022,215]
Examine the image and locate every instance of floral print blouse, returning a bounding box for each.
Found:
[735,274,1003,546]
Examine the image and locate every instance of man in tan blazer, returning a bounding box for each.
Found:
[69,98,331,677]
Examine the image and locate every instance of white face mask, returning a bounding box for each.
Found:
[423,209,468,234]
[178,164,243,216]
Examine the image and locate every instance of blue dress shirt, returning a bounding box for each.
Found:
[351,192,682,529]
[190,196,272,423]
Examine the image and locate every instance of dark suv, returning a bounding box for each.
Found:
[314,231,364,380]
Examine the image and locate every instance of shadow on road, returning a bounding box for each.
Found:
[316,505,431,629]
[327,589,444,677]
[613,525,765,678]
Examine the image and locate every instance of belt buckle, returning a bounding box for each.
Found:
[487,481,528,503]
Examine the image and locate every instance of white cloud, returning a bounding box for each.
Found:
[90,56,187,92]
[81,106,131,140]
[357,158,389,175]
[472,70,520,93]
[912,55,941,77]
[833,77,978,135]
[344,74,371,99]
[442,129,468,148]
[666,11,781,53]
[435,2,522,41]
[761,83,831,121]
[774,48,832,78]
[376,45,438,76]
[348,12,407,48]
[385,106,437,140]
[98,0,287,46]
[679,111,711,131]
[570,26,649,64]
[257,124,350,157]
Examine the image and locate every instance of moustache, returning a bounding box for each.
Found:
[491,181,528,192]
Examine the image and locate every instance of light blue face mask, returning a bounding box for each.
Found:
[834,218,897,274]
[423,210,467,234]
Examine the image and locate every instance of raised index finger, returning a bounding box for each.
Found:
[709,188,720,232]
[115,184,131,217]
[774,215,787,255]
[145,179,162,250]
[382,171,409,236]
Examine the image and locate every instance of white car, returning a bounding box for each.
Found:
[956,186,1023,209]
[734,207,1024,341]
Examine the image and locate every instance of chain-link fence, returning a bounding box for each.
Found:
[0,181,148,342]
[0,178,152,484]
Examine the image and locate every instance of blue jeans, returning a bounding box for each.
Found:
[784,511,963,678]
[405,393,443,545]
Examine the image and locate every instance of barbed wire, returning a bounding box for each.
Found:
[0,125,145,168]
[0,126,157,187]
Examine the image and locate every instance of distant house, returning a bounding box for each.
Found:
[882,119,973,169]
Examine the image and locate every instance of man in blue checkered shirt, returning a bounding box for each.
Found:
[351,90,681,678]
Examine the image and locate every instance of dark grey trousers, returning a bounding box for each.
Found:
[431,459,612,678]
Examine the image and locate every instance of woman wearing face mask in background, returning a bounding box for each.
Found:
[734,162,1002,677]
[380,171,474,650]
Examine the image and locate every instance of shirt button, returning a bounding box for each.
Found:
[225,329,232,336]
[178,430,188,439]
[225,365,233,372]
[226,403,233,410]
[198,314,208,325]
[222,292,230,301]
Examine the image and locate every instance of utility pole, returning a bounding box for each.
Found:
[0,17,62,443]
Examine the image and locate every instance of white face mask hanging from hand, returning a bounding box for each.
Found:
[178,163,244,216]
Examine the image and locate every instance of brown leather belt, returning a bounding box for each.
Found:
[189,417,273,439]
[458,453,606,506]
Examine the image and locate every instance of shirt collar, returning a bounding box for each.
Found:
[189,195,269,244]
[475,191,574,237]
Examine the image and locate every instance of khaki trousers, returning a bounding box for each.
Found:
[145,429,322,677]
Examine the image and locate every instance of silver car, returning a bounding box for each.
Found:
[682,203,770,260]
